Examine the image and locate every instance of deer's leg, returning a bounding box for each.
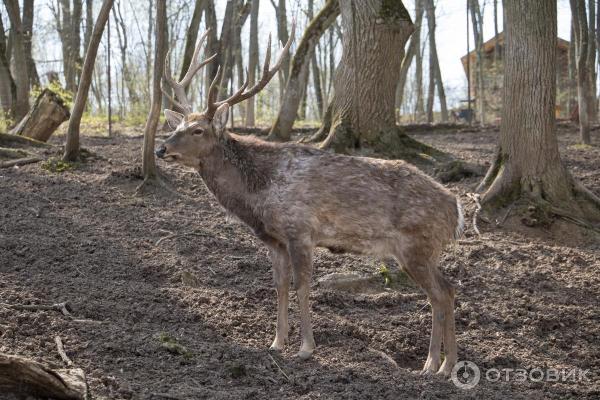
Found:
[288,239,315,360]
[268,244,291,351]
[396,249,454,376]
[436,271,457,377]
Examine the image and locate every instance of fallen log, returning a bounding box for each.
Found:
[0,156,43,169]
[0,353,88,399]
[0,132,51,148]
[9,88,70,142]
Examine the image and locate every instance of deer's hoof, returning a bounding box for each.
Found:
[295,349,313,361]
[420,357,441,375]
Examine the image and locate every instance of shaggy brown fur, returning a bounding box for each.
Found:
[157,104,464,376]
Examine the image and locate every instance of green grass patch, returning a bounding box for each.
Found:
[157,332,192,358]
[41,157,78,173]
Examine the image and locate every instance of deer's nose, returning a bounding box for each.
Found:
[155,145,167,158]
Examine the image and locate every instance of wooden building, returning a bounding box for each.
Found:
[461,32,572,122]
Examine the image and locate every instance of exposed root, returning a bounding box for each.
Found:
[466,193,482,236]
[135,172,180,197]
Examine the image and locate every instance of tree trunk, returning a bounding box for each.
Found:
[140,0,167,180]
[245,0,260,126]
[4,0,30,121]
[268,0,339,141]
[479,0,600,225]
[0,353,88,400]
[570,0,593,144]
[587,0,597,123]
[84,0,94,51]
[22,0,40,88]
[0,13,16,114]
[396,0,423,114]
[10,89,70,141]
[414,8,425,121]
[63,0,114,161]
[469,0,485,125]
[273,0,290,82]
[424,0,448,122]
[320,0,445,162]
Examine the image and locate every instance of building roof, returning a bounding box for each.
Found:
[460,32,570,73]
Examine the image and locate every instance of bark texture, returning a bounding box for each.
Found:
[10,89,70,142]
[140,0,167,180]
[320,0,444,162]
[0,353,87,400]
[395,0,423,112]
[63,0,114,161]
[268,0,339,141]
[245,0,260,126]
[569,0,595,144]
[424,0,447,122]
[480,0,600,224]
[4,0,30,121]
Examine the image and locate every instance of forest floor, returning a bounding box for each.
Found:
[0,122,599,399]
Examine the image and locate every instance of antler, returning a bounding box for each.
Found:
[162,29,217,115]
[204,21,296,119]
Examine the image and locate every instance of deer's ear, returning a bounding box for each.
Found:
[164,109,184,129]
[212,103,229,136]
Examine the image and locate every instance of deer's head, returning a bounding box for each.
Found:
[156,25,295,170]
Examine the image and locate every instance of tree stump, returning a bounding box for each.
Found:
[10,89,70,142]
[0,353,88,399]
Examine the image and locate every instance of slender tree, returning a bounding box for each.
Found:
[478,0,600,225]
[268,0,339,141]
[570,0,595,144]
[63,0,114,161]
[424,0,448,122]
[139,0,166,183]
[245,0,260,126]
[469,0,485,125]
[4,0,30,121]
[0,11,16,114]
[396,0,424,113]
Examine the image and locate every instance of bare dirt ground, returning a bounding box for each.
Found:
[0,123,598,399]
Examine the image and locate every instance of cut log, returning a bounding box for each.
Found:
[0,132,52,148]
[0,353,88,399]
[9,88,70,142]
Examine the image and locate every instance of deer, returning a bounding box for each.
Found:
[155,26,464,377]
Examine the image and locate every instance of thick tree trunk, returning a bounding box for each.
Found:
[10,89,70,141]
[140,0,166,181]
[268,0,339,141]
[245,0,260,126]
[396,0,423,113]
[63,0,114,161]
[479,0,600,225]
[4,0,30,121]
[319,0,445,163]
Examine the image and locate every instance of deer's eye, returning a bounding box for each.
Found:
[191,129,204,136]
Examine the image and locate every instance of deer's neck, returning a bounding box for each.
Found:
[198,137,270,232]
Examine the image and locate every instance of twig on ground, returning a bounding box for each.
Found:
[7,302,72,316]
[268,353,290,382]
[55,336,73,367]
[497,204,514,226]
